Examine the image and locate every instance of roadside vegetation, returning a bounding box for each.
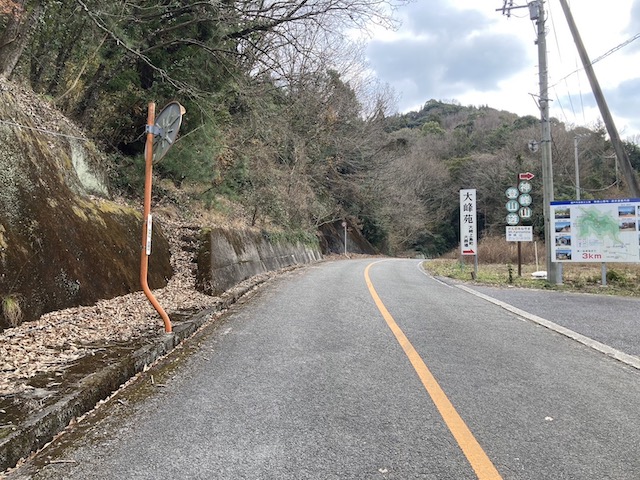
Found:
[424,236,640,297]
[1,294,23,327]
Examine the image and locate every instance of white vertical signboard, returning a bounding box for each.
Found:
[460,189,477,256]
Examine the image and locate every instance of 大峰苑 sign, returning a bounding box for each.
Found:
[460,189,477,256]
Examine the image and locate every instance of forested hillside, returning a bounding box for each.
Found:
[2,0,639,256]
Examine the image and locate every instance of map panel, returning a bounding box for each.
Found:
[550,199,640,263]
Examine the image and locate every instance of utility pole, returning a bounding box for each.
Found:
[532,0,561,284]
[558,0,640,198]
[498,0,561,284]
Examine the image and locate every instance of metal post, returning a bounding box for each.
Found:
[535,0,561,284]
[574,136,581,200]
[515,172,523,277]
[517,241,522,276]
[474,253,478,280]
[141,102,172,334]
[343,221,347,256]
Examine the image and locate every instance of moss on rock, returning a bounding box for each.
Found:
[0,79,172,330]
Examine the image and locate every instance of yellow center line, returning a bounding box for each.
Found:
[364,262,502,480]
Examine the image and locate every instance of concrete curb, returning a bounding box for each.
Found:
[456,284,640,371]
[0,277,266,472]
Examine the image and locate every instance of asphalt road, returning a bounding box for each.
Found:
[11,259,640,479]
[462,282,640,358]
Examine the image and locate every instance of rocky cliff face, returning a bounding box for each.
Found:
[0,79,172,330]
[318,220,378,255]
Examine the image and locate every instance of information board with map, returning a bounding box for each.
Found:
[550,199,640,262]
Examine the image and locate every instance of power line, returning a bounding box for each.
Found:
[549,31,640,90]
[575,58,586,125]
[549,28,640,128]
[557,0,640,197]
[592,32,640,64]
[0,119,89,141]
[552,88,569,123]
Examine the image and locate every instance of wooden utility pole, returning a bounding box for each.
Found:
[558,0,640,198]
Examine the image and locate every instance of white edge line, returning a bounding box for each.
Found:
[456,284,640,371]
[416,260,453,288]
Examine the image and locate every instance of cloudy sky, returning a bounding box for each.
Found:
[365,0,640,139]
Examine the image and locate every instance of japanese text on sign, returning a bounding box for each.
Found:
[460,189,477,256]
[506,226,533,242]
[550,198,640,262]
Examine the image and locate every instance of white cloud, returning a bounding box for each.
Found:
[366,0,530,111]
[364,0,640,138]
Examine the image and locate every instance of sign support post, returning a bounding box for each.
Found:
[517,241,522,277]
[141,102,172,333]
[342,221,347,256]
[141,101,185,334]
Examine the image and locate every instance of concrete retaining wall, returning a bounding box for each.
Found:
[196,228,322,296]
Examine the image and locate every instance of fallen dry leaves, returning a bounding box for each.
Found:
[0,212,218,396]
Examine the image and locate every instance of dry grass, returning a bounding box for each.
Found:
[2,294,24,327]
[442,235,543,265]
[431,235,640,296]
[427,259,640,293]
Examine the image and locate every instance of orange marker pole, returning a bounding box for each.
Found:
[141,102,172,333]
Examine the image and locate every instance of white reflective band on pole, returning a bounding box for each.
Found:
[146,214,153,255]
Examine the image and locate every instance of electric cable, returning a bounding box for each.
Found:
[549,31,640,90]
[0,118,89,141]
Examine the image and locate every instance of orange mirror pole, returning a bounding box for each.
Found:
[141,102,172,333]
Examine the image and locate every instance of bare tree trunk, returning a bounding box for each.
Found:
[0,0,42,79]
